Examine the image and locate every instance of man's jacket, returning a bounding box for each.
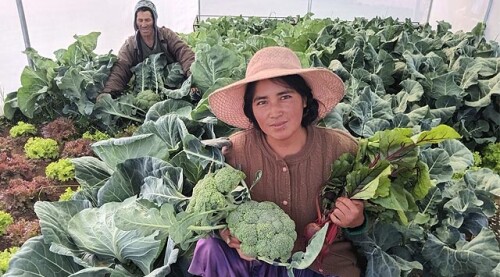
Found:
[102,26,195,96]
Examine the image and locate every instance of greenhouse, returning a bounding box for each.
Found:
[0,0,499,276]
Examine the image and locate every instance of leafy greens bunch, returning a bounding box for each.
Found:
[324,125,461,221]
[304,125,461,271]
[320,124,500,276]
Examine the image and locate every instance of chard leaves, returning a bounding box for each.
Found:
[327,125,461,224]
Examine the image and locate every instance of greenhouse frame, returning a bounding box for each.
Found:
[0,1,499,276]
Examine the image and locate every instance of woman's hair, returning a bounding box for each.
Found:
[243,74,319,130]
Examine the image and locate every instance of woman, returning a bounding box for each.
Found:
[188,47,365,277]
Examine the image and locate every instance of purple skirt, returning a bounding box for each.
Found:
[188,237,332,277]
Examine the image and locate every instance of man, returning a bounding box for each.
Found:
[100,0,196,98]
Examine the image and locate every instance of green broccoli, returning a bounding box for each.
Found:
[214,166,246,193]
[226,200,297,262]
[134,89,161,110]
[186,166,247,214]
[186,173,226,213]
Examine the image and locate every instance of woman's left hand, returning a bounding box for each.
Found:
[219,228,255,261]
[329,197,364,228]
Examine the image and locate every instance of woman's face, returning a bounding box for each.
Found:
[252,79,306,144]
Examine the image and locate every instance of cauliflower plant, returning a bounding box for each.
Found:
[227,200,297,262]
[134,89,161,110]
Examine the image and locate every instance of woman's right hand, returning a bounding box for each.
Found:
[219,228,255,261]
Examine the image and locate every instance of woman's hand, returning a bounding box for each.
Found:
[329,197,364,228]
[219,228,255,261]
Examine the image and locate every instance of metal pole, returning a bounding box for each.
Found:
[307,0,312,14]
[16,0,33,68]
[484,0,493,23]
[198,0,201,20]
[425,0,434,24]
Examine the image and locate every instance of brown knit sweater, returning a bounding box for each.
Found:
[225,125,362,277]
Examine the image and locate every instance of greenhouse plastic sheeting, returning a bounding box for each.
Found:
[1,0,499,101]
[0,0,197,96]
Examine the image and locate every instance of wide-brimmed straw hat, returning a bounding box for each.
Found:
[208,46,345,129]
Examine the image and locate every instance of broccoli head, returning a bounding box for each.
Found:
[214,166,246,193]
[134,90,161,110]
[227,200,297,262]
[186,173,226,213]
[185,166,247,214]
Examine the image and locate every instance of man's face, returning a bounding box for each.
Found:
[136,10,154,37]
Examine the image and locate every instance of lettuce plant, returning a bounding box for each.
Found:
[0,247,19,274]
[41,117,77,141]
[5,219,40,246]
[9,121,36,137]
[0,210,14,235]
[0,152,35,180]
[62,138,94,157]
[58,187,79,201]
[45,158,75,181]
[24,137,59,159]
[1,177,57,215]
[82,130,110,141]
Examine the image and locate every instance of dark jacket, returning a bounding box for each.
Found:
[102,26,195,96]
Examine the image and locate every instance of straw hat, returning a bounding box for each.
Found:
[208,46,345,129]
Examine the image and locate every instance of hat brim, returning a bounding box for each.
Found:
[208,67,345,129]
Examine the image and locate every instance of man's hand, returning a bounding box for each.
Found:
[97,91,122,102]
[329,197,364,228]
[96,92,112,102]
[190,87,202,102]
